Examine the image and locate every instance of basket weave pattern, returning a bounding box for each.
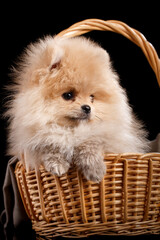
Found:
[15,153,160,238]
[14,19,160,238]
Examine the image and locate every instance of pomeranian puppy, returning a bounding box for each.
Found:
[5,36,149,182]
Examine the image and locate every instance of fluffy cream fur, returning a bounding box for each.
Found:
[5,36,149,182]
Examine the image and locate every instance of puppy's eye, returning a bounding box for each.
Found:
[90,94,94,103]
[62,91,74,101]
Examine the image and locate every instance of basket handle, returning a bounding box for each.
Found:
[57,19,160,87]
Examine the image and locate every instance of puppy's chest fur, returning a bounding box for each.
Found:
[35,123,107,182]
[36,123,104,162]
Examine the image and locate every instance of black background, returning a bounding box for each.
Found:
[0,1,160,239]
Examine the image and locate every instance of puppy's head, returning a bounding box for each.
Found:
[13,36,124,128]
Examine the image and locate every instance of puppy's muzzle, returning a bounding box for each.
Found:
[81,105,91,114]
[67,105,91,121]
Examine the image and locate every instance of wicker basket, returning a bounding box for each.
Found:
[15,19,160,238]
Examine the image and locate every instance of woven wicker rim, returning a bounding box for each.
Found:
[57,18,160,87]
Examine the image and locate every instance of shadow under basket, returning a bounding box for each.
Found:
[14,19,160,238]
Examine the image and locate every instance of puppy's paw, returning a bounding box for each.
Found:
[82,159,106,183]
[43,153,70,176]
[75,151,106,183]
[47,161,70,176]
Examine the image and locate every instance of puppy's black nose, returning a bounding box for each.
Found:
[81,105,91,114]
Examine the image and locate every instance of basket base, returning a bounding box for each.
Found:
[33,219,160,239]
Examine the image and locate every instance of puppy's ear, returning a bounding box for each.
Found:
[49,59,61,71]
[30,48,63,84]
[49,44,64,72]
[27,37,64,84]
